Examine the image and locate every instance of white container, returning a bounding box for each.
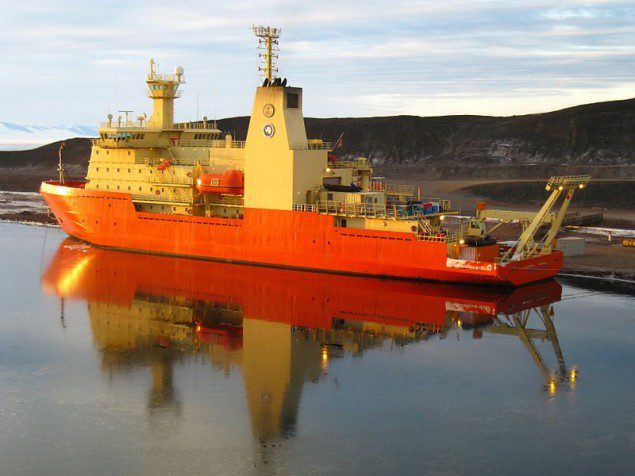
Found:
[556,237,585,257]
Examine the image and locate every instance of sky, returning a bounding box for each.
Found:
[0,0,633,125]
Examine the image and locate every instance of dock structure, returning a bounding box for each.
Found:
[563,212,604,227]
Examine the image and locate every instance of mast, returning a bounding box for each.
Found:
[252,26,281,81]
[57,142,66,184]
[146,58,185,128]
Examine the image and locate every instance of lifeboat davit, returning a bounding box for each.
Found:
[196,170,244,195]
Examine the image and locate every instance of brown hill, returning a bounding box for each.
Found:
[0,138,91,168]
[218,97,635,167]
[1,97,633,176]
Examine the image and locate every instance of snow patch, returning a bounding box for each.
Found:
[572,227,635,239]
[0,122,97,150]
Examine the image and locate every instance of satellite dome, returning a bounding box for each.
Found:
[174,65,184,76]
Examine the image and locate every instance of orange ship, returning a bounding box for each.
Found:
[42,239,571,441]
[42,238,563,338]
[41,26,589,286]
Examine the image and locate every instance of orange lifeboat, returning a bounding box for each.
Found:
[196,170,244,195]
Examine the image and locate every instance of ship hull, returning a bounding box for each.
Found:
[41,181,562,286]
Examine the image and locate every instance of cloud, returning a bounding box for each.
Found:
[0,0,633,124]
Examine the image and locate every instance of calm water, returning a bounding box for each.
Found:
[1,222,634,475]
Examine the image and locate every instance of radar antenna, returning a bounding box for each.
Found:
[252,25,281,81]
[119,110,134,125]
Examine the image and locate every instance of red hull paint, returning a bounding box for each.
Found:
[42,238,563,330]
[41,181,562,286]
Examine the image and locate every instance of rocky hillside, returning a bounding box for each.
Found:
[0,138,91,168]
[218,98,635,167]
[1,98,633,172]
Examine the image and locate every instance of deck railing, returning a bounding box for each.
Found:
[293,202,460,243]
[147,175,193,186]
[331,159,370,169]
[292,204,319,212]
[99,121,219,132]
[289,141,333,150]
[317,201,415,219]
[148,72,182,82]
[386,184,415,195]
[370,182,416,195]
[546,175,591,190]
[144,157,200,167]
[172,140,246,149]
[99,121,161,130]
[172,122,220,131]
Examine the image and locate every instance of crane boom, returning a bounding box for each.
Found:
[501,175,590,264]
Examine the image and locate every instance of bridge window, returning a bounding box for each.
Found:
[287,93,299,108]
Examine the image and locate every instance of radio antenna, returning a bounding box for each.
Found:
[58,142,66,184]
[252,25,282,81]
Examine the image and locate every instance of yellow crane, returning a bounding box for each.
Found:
[505,175,590,263]
[466,175,590,263]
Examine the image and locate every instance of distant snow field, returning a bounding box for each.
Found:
[0,122,97,150]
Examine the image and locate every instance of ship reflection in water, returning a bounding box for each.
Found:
[42,238,573,445]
